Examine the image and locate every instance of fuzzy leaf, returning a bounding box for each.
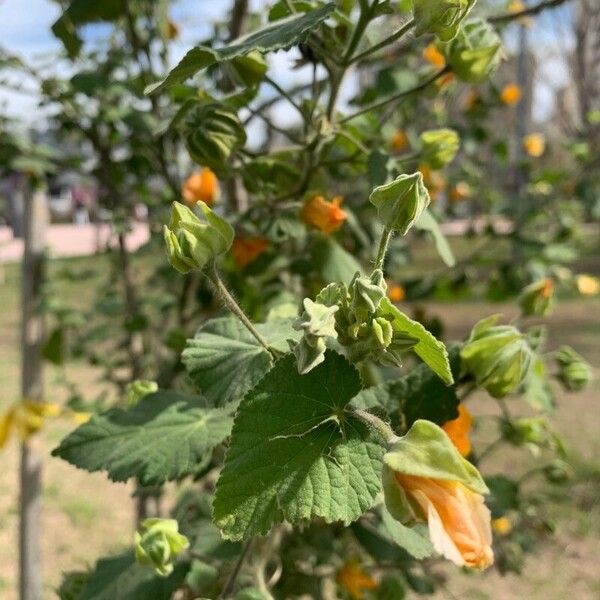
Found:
[146,4,335,93]
[213,352,385,541]
[52,392,232,485]
[182,317,297,407]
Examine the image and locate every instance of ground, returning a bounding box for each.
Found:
[0,239,598,599]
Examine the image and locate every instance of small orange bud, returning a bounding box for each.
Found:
[436,71,456,90]
[301,195,347,234]
[390,130,408,153]
[442,404,473,457]
[336,562,377,600]
[500,83,522,105]
[423,43,446,69]
[449,181,471,203]
[182,168,218,206]
[232,236,269,268]
[387,284,405,303]
[508,1,534,26]
[523,133,546,157]
[492,516,512,536]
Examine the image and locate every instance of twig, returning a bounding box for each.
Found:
[219,539,253,599]
[348,18,415,65]
[489,0,569,24]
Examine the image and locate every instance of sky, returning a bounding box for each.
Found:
[0,0,575,127]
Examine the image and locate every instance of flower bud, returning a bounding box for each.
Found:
[554,345,593,391]
[460,315,533,398]
[383,420,493,569]
[292,299,339,374]
[369,173,430,235]
[413,0,476,42]
[163,201,234,274]
[443,19,503,83]
[349,270,387,324]
[420,128,460,169]
[125,380,158,407]
[519,278,554,317]
[134,518,189,576]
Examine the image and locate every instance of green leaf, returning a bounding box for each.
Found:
[413,209,456,267]
[213,352,385,541]
[381,508,433,559]
[79,551,187,600]
[311,236,363,284]
[182,317,297,407]
[378,298,453,384]
[52,392,232,485]
[353,348,461,428]
[485,475,519,518]
[146,4,336,94]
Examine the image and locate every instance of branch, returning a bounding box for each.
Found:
[489,0,569,24]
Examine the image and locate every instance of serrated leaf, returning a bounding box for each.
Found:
[52,392,232,485]
[213,351,385,541]
[182,317,298,407]
[378,298,453,384]
[413,209,456,267]
[79,551,187,600]
[146,4,335,94]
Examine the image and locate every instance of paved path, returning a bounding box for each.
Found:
[0,222,150,263]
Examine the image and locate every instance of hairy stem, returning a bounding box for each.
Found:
[208,265,274,356]
[351,408,398,443]
[374,225,393,271]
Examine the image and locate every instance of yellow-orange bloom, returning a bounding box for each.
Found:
[523,133,546,157]
[449,181,471,203]
[501,83,522,105]
[423,43,446,69]
[390,130,408,153]
[436,71,456,90]
[395,474,493,569]
[442,404,473,457]
[418,164,446,200]
[182,168,218,206]
[388,284,405,303]
[576,274,600,296]
[336,562,377,600]
[508,0,534,26]
[492,516,512,536]
[301,195,347,234]
[231,236,269,268]
[0,400,62,449]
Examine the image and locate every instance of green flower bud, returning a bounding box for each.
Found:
[134,518,189,576]
[372,316,394,348]
[460,315,533,398]
[519,278,554,317]
[163,201,234,274]
[443,19,503,83]
[369,173,430,235]
[349,270,387,324]
[293,299,339,374]
[554,345,593,391]
[420,128,460,169]
[125,379,158,407]
[413,0,477,42]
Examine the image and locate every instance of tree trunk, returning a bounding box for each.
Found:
[19,185,48,600]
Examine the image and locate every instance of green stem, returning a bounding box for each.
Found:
[342,0,377,65]
[208,265,274,356]
[340,67,449,124]
[348,18,415,65]
[374,225,393,271]
[351,408,398,443]
[264,75,304,118]
[219,539,253,599]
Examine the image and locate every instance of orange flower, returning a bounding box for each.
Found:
[449,181,471,203]
[492,516,512,536]
[336,562,377,600]
[390,130,408,153]
[301,195,347,234]
[423,43,446,69]
[436,71,456,90]
[464,89,481,111]
[395,473,493,569]
[418,164,446,200]
[442,404,473,457]
[523,133,546,157]
[576,274,600,296]
[182,168,218,206]
[387,284,405,303]
[500,83,522,105]
[232,236,269,268]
